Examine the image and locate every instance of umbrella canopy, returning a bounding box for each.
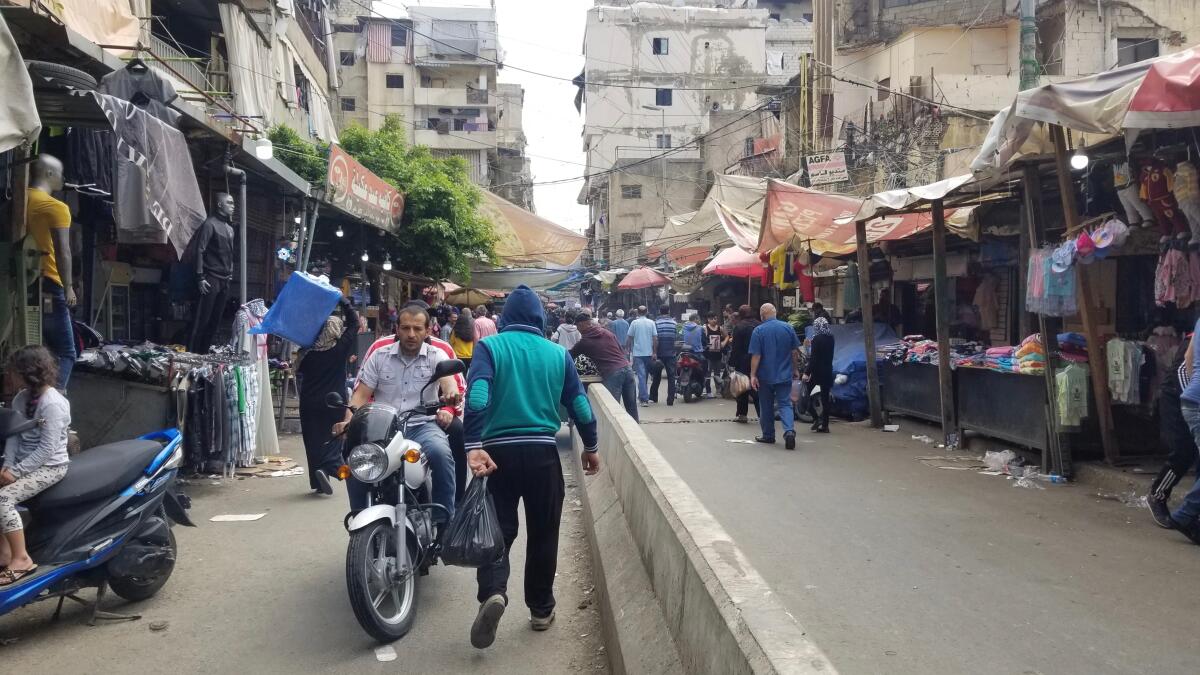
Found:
[446,287,504,307]
[973,45,1200,171]
[617,266,671,290]
[702,246,764,278]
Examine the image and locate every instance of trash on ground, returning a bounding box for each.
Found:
[916,455,988,470]
[1097,490,1148,507]
[911,434,934,444]
[978,470,1004,476]
[983,449,1017,473]
[936,466,973,470]
[149,620,169,632]
[265,466,305,477]
[1013,475,1045,490]
[882,424,900,432]
[375,645,397,662]
[209,513,267,522]
[726,439,757,444]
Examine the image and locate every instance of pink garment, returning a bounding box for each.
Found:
[1156,249,1188,306]
[474,315,498,341]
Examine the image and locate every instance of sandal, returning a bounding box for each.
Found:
[0,565,37,586]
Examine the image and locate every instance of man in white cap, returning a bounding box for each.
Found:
[608,309,630,354]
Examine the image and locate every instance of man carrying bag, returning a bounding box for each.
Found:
[462,285,601,649]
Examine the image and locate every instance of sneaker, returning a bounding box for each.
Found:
[734,415,748,424]
[1149,496,1175,529]
[1174,517,1200,545]
[530,610,556,631]
[639,401,649,408]
[784,431,796,450]
[471,594,507,649]
[313,469,334,495]
[754,436,775,445]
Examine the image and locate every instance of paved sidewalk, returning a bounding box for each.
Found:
[0,433,607,674]
[636,397,1197,675]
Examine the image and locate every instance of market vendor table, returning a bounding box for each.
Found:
[955,367,1049,452]
[879,362,945,425]
[67,372,173,449]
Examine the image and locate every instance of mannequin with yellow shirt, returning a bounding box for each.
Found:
[27,155,76,389]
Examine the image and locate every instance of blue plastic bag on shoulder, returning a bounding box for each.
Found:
[249,272,341,347]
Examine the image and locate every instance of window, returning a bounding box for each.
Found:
[1117,38,1159,67]
[453,118,467,131]
[803,12,813,21]
[294,65,310,112]
[655,88,672,106]
[621,185,642,199]
[386,74,404,89]
[768,12,781,21]
[391,25,408,47]
[340,97,356,112]
[652,37,668,55]
[656,134,672,149]
[339,50,355,66]
[621,232,642,246]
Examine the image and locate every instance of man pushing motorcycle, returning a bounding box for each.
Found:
[333,303,460,520]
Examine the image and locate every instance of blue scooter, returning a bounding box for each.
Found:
[0,407,193,624]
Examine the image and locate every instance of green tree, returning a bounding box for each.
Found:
[267,125,327,184]
[338,117,495,280]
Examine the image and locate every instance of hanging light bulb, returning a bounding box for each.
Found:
[383,255,393,271]
[361,251,369,262]
[254,137,273,160]
[294,214,302,224]
[1070,149,1089,170]
[335,225,344,238]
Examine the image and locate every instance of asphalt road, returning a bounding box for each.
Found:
[0,433,607,674]
[639,398,1198,675]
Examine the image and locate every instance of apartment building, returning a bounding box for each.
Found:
[814,0,1197,193]
[581,1,812,269]
[330,3,528,193]
[492,82,534,211]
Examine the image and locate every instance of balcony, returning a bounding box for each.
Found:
[414,128,496,150]
[413,87,493,108]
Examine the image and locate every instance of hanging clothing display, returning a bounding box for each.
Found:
[1056,363,1089,427]
[1107,337,1146,405]
[1114,161,1155,227]
[1140,160,1190,239]
[1026,246,1077,316]
[843,261,861,310]
[230,299,279,459]
[1173,160,1200,243]
[973,273,999,331]
[1154,247,1195,307]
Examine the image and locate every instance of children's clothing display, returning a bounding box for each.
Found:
[1114,161,1155,227]
[1173,160,1200,243]
[1027,246,1077,316]
[1107,337,1146,405]
[1139,160,1191,240]
[1055,363,1089,427]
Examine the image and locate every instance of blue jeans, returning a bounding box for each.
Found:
[1172,402,1200,525]
[758,380,794,440]
[633,355,654,403]
[42,279,75,389]
[404,420,457,521]
[603,366,639,421]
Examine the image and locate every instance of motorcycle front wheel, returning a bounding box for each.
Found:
[346,520,419,643]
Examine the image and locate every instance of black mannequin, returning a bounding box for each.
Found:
[188,193,235,353]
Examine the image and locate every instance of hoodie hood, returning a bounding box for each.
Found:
[558,324,580,338]
[498,285,545,334]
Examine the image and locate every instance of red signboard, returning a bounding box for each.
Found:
[326,144,405,233]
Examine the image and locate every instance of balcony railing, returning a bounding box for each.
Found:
[413,86,492,107]
[146,33,210,100]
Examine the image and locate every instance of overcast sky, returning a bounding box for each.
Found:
[376,0,592,232]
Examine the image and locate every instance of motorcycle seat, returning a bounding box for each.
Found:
[29,439,164,511]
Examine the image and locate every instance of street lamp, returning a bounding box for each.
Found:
[383,255,393,271]
[254,137,273,160]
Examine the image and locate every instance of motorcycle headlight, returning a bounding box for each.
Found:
[348,443,387,482]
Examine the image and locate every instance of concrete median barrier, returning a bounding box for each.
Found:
[573,387,837,675]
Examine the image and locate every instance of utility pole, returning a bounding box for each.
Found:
[1019,0,1039,90]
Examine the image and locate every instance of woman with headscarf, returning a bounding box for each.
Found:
[451,307,475,369]
[803,317,835,433]
[297,296,359,494]
[729,304,759,423]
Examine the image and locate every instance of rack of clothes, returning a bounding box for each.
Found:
[170,351,258,477]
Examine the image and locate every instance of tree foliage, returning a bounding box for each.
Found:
[270,117,495,280]
[268,124,327,184]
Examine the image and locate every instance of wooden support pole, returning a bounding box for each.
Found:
[856,220,883,427]
[1021,165,1068,475]
[930,200,957,446]
[1049,124,1117,466]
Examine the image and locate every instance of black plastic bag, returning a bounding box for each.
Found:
[440,476,506,568]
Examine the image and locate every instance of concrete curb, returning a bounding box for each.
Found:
[576,387,837,675]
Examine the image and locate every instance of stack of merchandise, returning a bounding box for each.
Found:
[880,335,985,367]
[1056,332,1089,363]
[1015,334,1047,374]
[980,346,1017,371]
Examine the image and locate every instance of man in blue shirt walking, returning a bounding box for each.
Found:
[608,309,630,353]
[626,308,658,406]
[750,303,801,450]
[651,305,679,406]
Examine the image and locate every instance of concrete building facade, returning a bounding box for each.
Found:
[330,3,530,195]
[581,1,812,268]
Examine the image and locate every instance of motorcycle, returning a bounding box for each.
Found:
[328,358,466,643]
[676,350,706,403]
[0,410,193,623]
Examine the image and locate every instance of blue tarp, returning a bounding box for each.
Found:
[805,322,901,420]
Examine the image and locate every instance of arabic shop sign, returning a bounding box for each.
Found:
[326,144,405,233]
[805,151,849,186]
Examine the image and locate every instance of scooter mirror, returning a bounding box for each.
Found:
[429,358,466,383]
[325,391,346,409]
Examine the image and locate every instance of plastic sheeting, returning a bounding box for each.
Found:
[0,15,40,153]
[478,190,587,268]
[219,4,274,127]
[25,0,140,58]
[805,322,900,420]
[647,174,766,262]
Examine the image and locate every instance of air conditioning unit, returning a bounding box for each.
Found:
[711,101,721,112]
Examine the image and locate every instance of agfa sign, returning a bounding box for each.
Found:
[805,151,849,186]
[326,144,405,233]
